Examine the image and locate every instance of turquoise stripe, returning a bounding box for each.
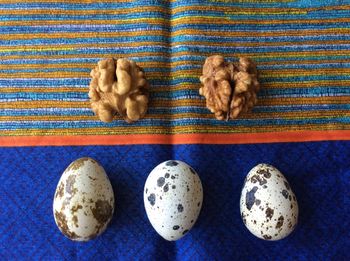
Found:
[0,87,349,101]
[1,104,349,117]
[1,44,349,57]
[2,62,350,74]
[0,11,348,22]
[1,75,349,88]
[1,55,349,66]
[2,34,349,46]
[1,117,349,130]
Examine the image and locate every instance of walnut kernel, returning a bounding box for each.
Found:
[89,58,149,123]
[199,55,260,120]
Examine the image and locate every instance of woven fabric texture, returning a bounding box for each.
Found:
[0,142,349,260]
[0,0,349,143]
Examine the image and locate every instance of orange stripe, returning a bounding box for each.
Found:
[0,130,349,146]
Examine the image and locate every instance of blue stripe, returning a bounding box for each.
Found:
[1,117,349,130]
[0,75,349,88]
[1,55,349,66]
[0,36,169,45]
[0,1,342,9]
[171,23,350,31]
[0,11,348,23]
[1,44,349,57]
[1,23,349,34]
[0,24,166,34]
[0,46,169,56]
[0,87,349,101]
[0,13,168,21]
[0,104,349,117]
[2,34,350,46]
[2,62,350,73]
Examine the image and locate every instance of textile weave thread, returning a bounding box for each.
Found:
[0,0,349,141]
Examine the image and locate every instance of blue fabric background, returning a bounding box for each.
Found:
[0,141,349,260]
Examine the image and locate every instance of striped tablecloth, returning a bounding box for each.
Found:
[0,0,349,146]
[0,1,349,260]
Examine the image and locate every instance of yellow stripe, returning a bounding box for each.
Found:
[0,42,168,53]
[0,123,347,137]
[1,79,349,94]
[0,110,348,122]
[1,40,350,53]
[172,28,350,37]
[1,58,349,70]
[150,80,350,91]
[0,87,88,93]
[172,16,350,25]
[1,28,349,41]
[0,97,348,110]
[1,67,349,78]
[173,4,350,13]
[0,6,168,15]
[0,49,349,61]
[0,31,170,40]
[1,17,349,26]
[0,0,347,12]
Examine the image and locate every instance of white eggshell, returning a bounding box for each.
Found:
[144,160,203,241]
[240,163,298,240]
[53,157,114,241]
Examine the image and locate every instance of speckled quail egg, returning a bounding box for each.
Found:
[144,160,203,241]
[240,163,298,241]
[53,157,114,241]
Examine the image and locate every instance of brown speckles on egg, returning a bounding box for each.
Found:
[240,163,298,241]
[55,182,64,199]
[91,199,113,224]
[276,216,284,229]
[284,181,290,190]
[265,207,274,219]
[53,157,114,241]
[54,210,79,240]
[72,215,79,227]
[257,168,271,179]
[71,204,82,214]
[250,175,267,186]
[281,190,289,199]
[66,157,90,172]
[263,235,272,240]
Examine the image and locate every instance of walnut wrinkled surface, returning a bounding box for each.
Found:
[199,55,260,120]
[89,58,149,123]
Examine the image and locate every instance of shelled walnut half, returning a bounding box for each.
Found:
[199,55,260,120]
[88,58,149,123]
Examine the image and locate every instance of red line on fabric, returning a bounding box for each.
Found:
[0,130,349,146]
